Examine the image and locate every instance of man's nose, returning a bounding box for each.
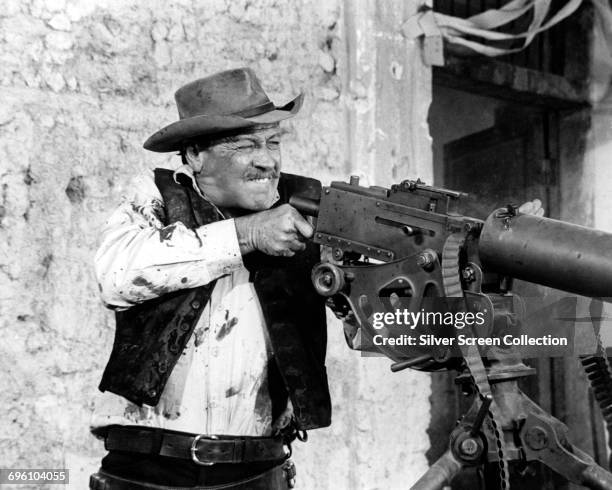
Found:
[252,148,277,169]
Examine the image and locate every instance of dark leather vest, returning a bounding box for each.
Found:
[98,169,331,430]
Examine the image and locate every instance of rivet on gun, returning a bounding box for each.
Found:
[376,249,381,254]
[376,202,380,207]
[325,189,330,194]
[416,250,436,269]
[387,252,392,257]
[316,233,322,239]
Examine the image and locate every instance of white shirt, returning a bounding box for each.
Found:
[92,168,276,436]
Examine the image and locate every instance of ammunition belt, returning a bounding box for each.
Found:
[442,232,510,489]
[581,299,612,469]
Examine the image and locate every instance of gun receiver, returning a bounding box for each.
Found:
[291,177,480,263]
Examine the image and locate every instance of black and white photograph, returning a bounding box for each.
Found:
[3,0,612,489]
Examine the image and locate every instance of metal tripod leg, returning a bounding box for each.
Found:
[410,449,463,490]
[520,409,612,490]
[411,379,612,490]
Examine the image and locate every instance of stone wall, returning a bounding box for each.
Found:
[0,1,432,488]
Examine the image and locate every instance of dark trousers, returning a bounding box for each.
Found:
[89,451,290,489]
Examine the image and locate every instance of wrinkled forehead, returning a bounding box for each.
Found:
[184,123,285,150]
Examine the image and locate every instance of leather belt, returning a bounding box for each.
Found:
[104,426,287,465]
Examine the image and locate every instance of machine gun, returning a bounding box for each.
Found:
[289,176,612,490]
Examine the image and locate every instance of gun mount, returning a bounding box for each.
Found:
[290,176,612,490]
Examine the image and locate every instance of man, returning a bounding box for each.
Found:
[90,68,331,489]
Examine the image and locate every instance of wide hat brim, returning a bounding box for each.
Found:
[143,93,303,153]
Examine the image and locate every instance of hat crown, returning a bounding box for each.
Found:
[175,68,273,120]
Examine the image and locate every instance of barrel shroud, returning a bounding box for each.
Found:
[479,209,612,301]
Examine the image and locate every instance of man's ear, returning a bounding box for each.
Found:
[185,145,204,173]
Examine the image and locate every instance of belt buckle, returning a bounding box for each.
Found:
[190,434,219,466]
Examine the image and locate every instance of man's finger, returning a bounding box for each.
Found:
[518,201,534,214]
[288,239,307,252]
[517,198,545,217]
[293,214,314,239]
[293,231,307,243]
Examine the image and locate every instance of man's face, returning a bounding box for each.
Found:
[192,126,283,211]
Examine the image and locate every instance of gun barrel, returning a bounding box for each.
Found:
[480,210,612,300]
[289,196,320,217]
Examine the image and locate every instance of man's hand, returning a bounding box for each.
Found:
[234,204,313,256]
[518,199,544,217]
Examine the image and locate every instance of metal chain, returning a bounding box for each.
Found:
[442,232,510,490]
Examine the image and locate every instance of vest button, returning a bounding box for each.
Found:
[158,360,168,373]
[180,322,190,332]
[148,389,157,398]
[191,300,201,310]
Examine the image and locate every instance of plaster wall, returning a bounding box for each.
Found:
[0,1,433,488]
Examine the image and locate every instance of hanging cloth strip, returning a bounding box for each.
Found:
[590,0,612,103]
[403,0,583,60]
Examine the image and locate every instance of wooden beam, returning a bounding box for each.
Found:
[433,54,590,110]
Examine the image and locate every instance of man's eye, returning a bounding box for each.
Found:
[267,140,280,149]
[235,141,256,150]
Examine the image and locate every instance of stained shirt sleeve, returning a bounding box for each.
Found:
[94,170,243,309]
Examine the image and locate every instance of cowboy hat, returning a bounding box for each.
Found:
[143,67,303,152]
